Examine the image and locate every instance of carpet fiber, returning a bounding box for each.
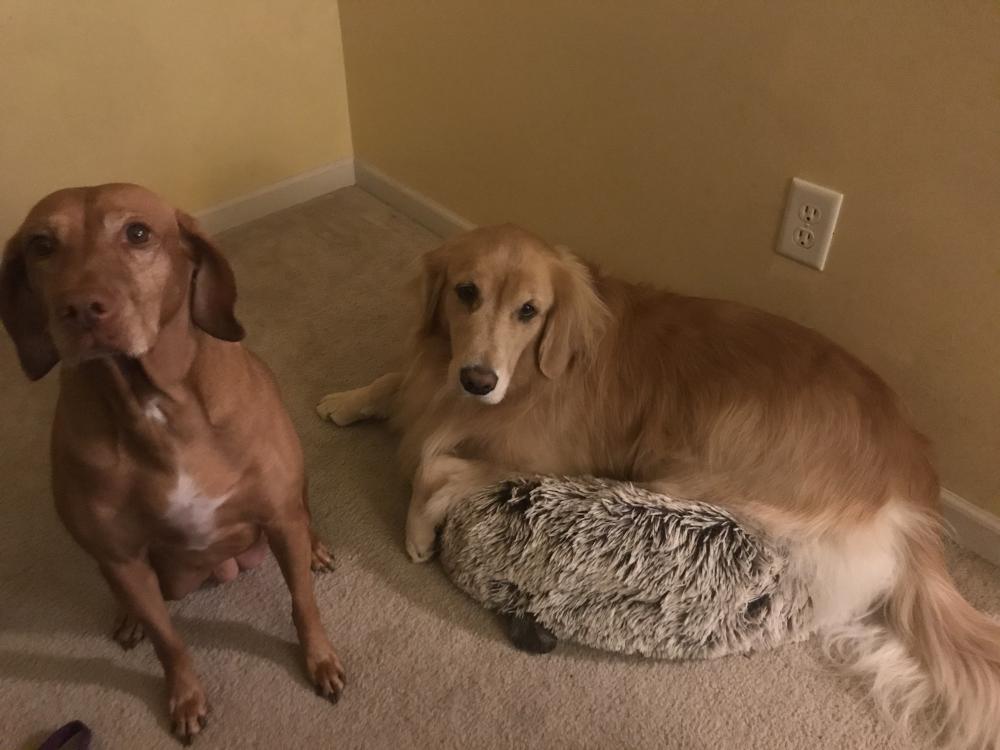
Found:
[2,187,998,749]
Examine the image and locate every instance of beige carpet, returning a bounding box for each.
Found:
[2,186,998,750]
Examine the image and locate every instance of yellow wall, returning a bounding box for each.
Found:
[339,1,1000,514]
[0,0,352,231]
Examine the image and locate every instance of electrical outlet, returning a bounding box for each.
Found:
[799,204,822,223]
[776,177,843,270]
[793,226,815,248]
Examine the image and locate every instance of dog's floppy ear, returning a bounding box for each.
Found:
[538,247,608,379]
[419,245,448,336]
[176,211,245,342]
[0,233,60,380]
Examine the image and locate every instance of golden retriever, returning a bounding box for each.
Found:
[319,224,999,748]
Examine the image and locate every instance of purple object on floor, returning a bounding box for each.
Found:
[37,721,92,750]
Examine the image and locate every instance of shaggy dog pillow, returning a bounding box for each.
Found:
[440,476,815,658]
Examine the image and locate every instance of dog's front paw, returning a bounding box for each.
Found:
[405,533,436,563]
[315,391,364,426]
[307,650,346,703]
[112,612,145,650]
[310,535,336,573]
[168,671,209,745]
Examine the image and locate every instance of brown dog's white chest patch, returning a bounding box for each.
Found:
[163,470,231,550]
[143,397,167,424]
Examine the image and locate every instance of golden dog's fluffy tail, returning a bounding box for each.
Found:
[827,508,1000,749]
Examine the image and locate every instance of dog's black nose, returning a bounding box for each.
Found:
[460,365,498,396]
[58,291,115,331]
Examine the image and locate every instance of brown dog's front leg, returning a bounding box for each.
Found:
[100,559,208,745]
[267,514,346,703]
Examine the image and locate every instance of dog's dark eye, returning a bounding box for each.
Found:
[456,282,478,305]
[26,234,56,258]
[518,302,538,321]
[125,222,151,246]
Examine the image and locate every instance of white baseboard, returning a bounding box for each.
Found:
[196,158,356,235]
[941,489,1000,567]
[355,159,475,238]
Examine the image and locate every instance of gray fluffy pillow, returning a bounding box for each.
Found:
[440,476,814,659]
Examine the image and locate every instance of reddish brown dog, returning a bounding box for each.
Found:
[0,184,344,744]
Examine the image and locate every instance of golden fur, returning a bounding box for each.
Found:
[389,226,934,529]
[320,223,1000,748]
